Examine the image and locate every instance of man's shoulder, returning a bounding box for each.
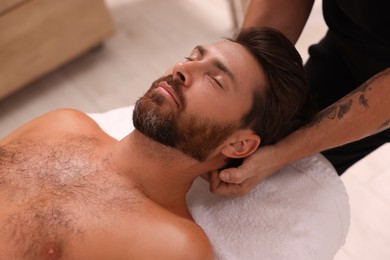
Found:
[124,204,214,259]
[84,210,214,259]
[1,109,109,144]
[143,215,214,259]
[29,108,100,133]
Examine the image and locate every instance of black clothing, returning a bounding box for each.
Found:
[304,0,390,174]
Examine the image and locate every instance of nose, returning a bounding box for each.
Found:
[172,62,191,86]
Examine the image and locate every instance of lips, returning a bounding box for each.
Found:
[157,81,180,108]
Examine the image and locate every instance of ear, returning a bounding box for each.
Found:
[219,129,261,158]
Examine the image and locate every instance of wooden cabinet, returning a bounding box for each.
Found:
[0,0,115,100]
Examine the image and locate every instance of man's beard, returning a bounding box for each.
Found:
[133,75,239,161]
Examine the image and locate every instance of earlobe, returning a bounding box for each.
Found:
[220,134,260,158]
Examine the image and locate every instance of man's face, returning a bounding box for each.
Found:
[133,40,265,161]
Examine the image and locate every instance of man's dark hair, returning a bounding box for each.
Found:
[232,27,315,145]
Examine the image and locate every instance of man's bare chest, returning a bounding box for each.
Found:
[0,136,142,259]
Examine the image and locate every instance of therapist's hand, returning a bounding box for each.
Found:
[209,145,286,196]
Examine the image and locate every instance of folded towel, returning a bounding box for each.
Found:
[89,106,350,260]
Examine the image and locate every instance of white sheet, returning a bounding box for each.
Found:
[89,106,350,260]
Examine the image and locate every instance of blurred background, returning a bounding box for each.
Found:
[0,0,389,259]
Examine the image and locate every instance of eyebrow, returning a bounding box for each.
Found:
[194,45,236,83]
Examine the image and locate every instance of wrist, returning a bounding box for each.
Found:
[274,128,315,166]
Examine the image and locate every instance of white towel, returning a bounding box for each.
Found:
[89,106,350,260]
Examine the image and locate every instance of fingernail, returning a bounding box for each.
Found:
[220,171,230,181]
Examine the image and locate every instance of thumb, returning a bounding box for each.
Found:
[219,167,246,184]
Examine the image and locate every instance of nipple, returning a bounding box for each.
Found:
[40,242,62,259]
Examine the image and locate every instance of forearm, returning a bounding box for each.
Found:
[242,0,314,44]
[278,68,390,165]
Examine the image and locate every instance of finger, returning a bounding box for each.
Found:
[209,170,250,196]
[219,167,248,184]
[209,171,223,192]
[212,181,252,197]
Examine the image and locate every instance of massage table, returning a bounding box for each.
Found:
[89,106,350,260]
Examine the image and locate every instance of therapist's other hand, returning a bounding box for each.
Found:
[209,145,285,196]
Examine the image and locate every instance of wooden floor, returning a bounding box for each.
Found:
[0,0,389,259]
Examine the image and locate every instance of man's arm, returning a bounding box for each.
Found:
[212,68,390,196]
[288,68,390,157]
[242,0,314,44]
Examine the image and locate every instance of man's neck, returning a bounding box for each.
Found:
[108,130,226,217]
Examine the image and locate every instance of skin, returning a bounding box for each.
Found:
[213,0,390,196]
[0,40,264,259]
[242,0,314,44]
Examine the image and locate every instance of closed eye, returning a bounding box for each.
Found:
[184,55,225,90]
[213,78,224,89]
[209,76,224,90]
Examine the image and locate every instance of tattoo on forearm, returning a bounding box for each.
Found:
[358,94,369,108]
[307,99,353,127]
[337,99,353,119]
[307,68,390,128]
[308,106,337,126]
[351,82,371,108]
[356,68,390,94]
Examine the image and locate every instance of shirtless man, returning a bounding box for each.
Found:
[0,28,311,259]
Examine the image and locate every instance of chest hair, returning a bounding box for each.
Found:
[0,135,141,258]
